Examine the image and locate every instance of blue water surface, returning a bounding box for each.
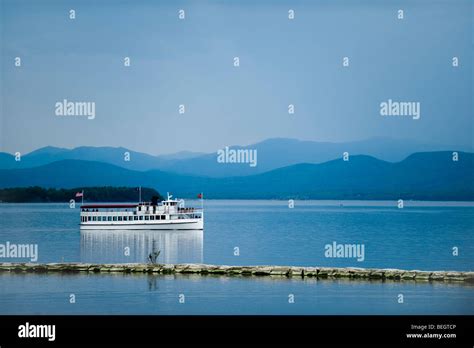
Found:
[0,200,472,314]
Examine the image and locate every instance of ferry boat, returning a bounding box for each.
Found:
[80,194,203,230]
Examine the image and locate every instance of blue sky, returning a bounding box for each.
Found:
[1,0,472,155]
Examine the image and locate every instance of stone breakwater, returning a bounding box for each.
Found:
[0,263,473,283]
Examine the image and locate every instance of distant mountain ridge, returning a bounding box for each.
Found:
[0,151,472,200]
[0,137,471,177]
[0,146,204,172]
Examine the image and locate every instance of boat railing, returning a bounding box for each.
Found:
[81,206,203,215]
[81,210,135,215]
[171,211,203,220]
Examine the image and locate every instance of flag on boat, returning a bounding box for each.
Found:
[197,193,203,199]
[75,192,83,198]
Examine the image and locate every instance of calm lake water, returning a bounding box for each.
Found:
[0,200,473,314]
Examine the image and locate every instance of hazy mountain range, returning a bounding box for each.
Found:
[0,137,471,177]
[0,150,472,200]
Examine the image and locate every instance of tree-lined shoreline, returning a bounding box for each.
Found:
[0,187,163,203]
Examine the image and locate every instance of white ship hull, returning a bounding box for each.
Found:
[80,219,203,230]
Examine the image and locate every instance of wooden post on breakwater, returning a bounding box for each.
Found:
[0,263,472,283]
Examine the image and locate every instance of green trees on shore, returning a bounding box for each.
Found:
[0,187,163,203]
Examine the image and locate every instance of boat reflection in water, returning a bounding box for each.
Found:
[80,229,203,264]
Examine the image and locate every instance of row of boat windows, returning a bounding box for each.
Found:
[81,215,167,222]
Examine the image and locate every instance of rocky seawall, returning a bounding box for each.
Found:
[0,263,473,283]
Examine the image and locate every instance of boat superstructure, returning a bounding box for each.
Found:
[80,194,203,230]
